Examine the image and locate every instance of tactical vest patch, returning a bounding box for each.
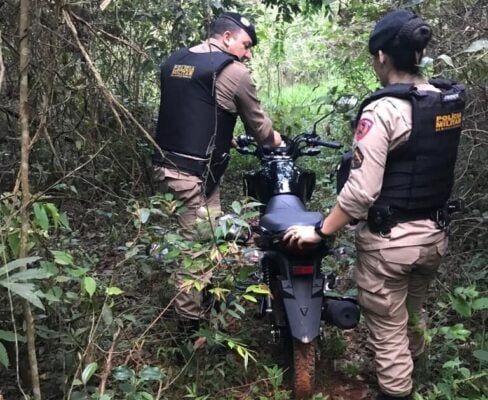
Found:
[171,64,195,79]
[355,118,374,141]
[351,146,364,169]
[435,112,463,132]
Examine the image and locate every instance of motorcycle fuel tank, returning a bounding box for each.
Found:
[244,159,316,204]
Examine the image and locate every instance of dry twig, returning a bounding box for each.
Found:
[99,328,121,396]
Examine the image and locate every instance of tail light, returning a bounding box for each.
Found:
[291,265,314,276]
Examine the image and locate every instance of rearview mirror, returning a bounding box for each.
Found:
[335,95,358,113]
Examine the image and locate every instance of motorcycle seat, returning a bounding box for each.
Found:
[265,194,306,213]
[261,195,323,232]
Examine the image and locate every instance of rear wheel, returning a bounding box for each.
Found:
[293,338,317,399]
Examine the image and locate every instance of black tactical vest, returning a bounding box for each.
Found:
[154,48,238,195]
[338,79,465,213]
[374,80,465,211]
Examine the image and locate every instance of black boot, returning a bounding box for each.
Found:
[376,393,411,400]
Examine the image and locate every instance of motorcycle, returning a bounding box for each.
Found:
[234,96,360,399]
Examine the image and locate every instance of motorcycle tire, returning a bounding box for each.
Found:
[292,338,317,399]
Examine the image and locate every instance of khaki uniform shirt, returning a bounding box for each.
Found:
[189,38,274,144]
[337,83,447,251]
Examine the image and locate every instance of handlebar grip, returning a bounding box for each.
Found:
[316,140,342,149]
[235,147,256,155]
[236,134,255,147]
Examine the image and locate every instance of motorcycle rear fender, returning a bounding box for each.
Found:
[281,275,324,343]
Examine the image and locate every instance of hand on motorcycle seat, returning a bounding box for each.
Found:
[283,225,322,249]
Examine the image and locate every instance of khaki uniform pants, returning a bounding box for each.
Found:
[154,167,221,320]
[355,238,448,396]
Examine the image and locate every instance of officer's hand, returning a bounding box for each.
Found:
[283,225,321,249]
[272,131,283,147]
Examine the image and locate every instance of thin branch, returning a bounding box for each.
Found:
[0,31,4,92]
[62,8,164,159]
[98,328,121,396]
[71,10,149,58]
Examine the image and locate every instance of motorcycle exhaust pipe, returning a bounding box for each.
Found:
[322,297,360,329]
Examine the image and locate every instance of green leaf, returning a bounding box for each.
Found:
[7,233,20,258]
[83,277,96,297]
[463,39,488,53]
[101,303,113,326]
[0,281,45,310]
[440,324,471,341]
[443,358,461,369]
[51,250,73,266]
[473,297,488,310]
[125,246,139,260]
[44,287,63,302]
[231,201,242,215]
[450,295,471,317]
[139,208,151,224]
[459,367,471,378]
[0,256,41,277]
[40,260,58,275]
[0,330,26,342]
[242,201,262,209]
[437,54,454,67]
[33,203,49,230]
[81,362,98,385]
[473,349,488,363]
[242,294,257,303]
[139,365,163,381]
[69,267,89,277]
[59,212,71,230]
[0,342,9,368]
[8,268,52,282]
[245,284,270,295]
[226,309,242,320]
[136,392,154,400]
[437,382,452,399]
[44,203,60,228]
[112,366,135,381]
[105,287,124,296]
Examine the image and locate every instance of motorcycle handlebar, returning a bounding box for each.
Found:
[234,133,342,159]
[307,137,343,149]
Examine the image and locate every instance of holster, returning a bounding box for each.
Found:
[367,199,464,235]
[367,205,394,235]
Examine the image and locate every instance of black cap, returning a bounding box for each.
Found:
[219,12,258,46]
[368,9,424,54]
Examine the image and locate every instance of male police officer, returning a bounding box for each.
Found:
[153,12,282,329]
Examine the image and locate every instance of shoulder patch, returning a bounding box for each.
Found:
[351,146,364,169]
[354,118,373,141]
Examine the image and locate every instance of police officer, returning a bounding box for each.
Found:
[283,9,465,400]
[153,12,282,329]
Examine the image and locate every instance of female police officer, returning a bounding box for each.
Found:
[284,9,465,400]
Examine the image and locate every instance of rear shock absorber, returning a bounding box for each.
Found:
[261,257,273,314]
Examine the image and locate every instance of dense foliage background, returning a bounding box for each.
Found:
[0,0,486,399]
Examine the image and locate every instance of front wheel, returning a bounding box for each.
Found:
[293,338,317,399]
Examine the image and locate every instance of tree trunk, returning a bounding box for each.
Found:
[19,1,42,399]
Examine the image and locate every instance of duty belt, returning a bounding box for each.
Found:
[368,200,463,235]
[156,151,209,177]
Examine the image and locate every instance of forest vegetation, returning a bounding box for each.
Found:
[0,0,487,399]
